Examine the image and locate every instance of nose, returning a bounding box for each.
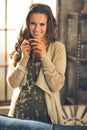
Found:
[34,24,40,31]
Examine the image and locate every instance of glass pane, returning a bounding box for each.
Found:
[7,30,17,64]
[7,0,32,29]
[0,0,5,29]
[81,19,87,42]
[0,31,5,65]
[0,68,5,101]
[33,0,56,17]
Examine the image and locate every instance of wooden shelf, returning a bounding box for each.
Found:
[66,12,87,105]
[68,55,87,63]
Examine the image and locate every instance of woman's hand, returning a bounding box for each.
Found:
[30,39,47,59]
[21,39,31,56]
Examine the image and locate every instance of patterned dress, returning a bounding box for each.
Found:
[14,59,51,123]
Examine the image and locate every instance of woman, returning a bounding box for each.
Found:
[7,3,66,124]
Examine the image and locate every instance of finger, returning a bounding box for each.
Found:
[21,39,29,46]
[32,44,42,51]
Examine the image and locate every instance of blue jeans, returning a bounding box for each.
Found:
[0,115,87,130]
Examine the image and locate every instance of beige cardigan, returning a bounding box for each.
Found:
[7,41,66,124]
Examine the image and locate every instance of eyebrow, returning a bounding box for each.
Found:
[30,21,47,24]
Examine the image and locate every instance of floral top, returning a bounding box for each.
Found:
[14,59,51,123]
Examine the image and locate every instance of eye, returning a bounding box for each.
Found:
[30,22,35,25]
[40,23,46,26]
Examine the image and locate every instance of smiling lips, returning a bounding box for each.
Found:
[33,32,42,39]
[33,31,41,35]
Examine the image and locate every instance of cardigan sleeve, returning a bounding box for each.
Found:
[7,55,29,89]
[41,42,66,92]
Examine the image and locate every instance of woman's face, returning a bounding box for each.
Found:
[29,13,48,41]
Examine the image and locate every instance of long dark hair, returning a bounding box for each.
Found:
[10,3,58,66]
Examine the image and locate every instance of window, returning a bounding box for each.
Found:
[0,0,56,105]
